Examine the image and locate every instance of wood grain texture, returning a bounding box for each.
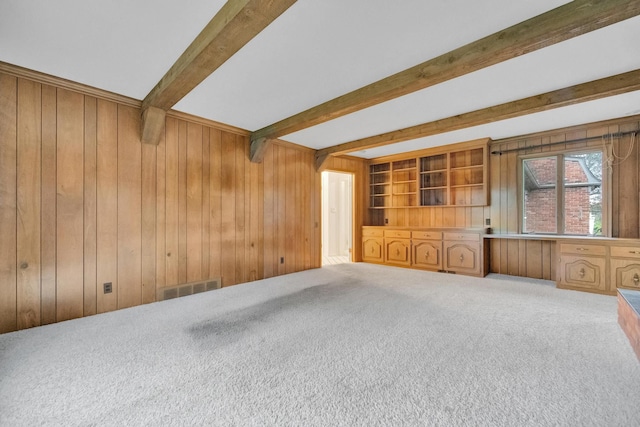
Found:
[142,0,298,111]
[40,84,57,325]
[164,117,179,286]
[1,70,320,332]
[141,135,157,304]
[117,105,142,309]
[56,88,85,322]
[209,129,222,280]
[318,69,640,157]
[16,78,42,329]
[0,74,18,333]
[83,96,97,316]
[96,99,118,314]
[253,0,640,142]
[186,123,203,282]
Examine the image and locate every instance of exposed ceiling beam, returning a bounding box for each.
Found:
[315,69,640,159]
[253,0,640,146]
[140,0,297,145]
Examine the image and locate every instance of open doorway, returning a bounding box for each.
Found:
[321,171,353,266]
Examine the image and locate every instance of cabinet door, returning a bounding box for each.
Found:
[610,259,640,291]
[443,242,480,275]
[386,239,411,266]
[559,255,606,292]
[362,237,384,263]
[412,240,442,270]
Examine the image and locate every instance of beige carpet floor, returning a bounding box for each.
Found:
[1,263,638,426]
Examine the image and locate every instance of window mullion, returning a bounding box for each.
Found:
[557,154,564,235]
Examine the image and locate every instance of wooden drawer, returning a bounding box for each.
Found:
[362,237,384,263]
[412,240,442,270]
[610,259,640,291]
[385,238,411,267]
[443,232,479,242]
[412,231,442,241]
[558,255,607,292]
[443,241,480,275]
[559,243,606,256]
[362,228,384,237]
[611,246,640,260]
[384,230,411,239]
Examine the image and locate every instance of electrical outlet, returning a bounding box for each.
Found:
[103,282,112,294]
[485,218,491,226]
[385,218,389,224]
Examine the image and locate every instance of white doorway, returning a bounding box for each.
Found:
[321,171,353,266]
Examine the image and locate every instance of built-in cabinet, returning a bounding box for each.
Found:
[557,238,640,295]
[362,226,489,277]
[369,139,489,209]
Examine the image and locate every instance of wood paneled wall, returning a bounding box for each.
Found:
[0,71,320,333]
[488,116,639,277]
[362,116,639,280]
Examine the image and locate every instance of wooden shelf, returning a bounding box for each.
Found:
[369,140,488,208]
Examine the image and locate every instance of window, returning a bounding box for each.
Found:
[522,150,604,236]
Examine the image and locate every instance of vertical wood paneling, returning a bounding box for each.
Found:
[155,119,166,289]
[0,74,18,333]
[1,70,323,333]
[186,123,203,282]
[40,85,57,325]
[220,131,236,286]
[235,134,246,283]
[277,145,286,276]
[96,99,118,314]
[83,96,97,316]
[116,105,141,309]
[263,146,275,278]
[201,127,210,279]
[56,88,84,322]
[164,117,179,286]
[209,129,222,279]
[141,139,157,304]
[16,79,42,329]
[177,121,188,284]
[617,122,639,238]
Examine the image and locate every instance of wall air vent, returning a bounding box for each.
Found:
[157,277,222,301]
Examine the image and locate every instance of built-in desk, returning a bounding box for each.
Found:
[484,234,640,295]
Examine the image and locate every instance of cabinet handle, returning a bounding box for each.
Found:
[576,247,588,251]
[634,273,639,284]
[459,254,464,262]
[425,251,429,259]
[396,249,400,256]
[370,247,374,254]
[629,250,640,255]
[579,268,586,278]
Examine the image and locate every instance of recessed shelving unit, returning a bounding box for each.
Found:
[368,139,489,208]
[369,163,390,208]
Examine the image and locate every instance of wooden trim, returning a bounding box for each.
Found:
[252,0,640,142]
[270,138,315,154]
[142,0,297,112]
[492,114,640,147]
[0,61,141,107]
[165,110,249,135]
[318,69,640,157]
[369,138,490,164]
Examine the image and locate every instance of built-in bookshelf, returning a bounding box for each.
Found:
[369,139,489,208]
[369,163,390,208]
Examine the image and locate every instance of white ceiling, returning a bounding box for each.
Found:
[1,0,638,159]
